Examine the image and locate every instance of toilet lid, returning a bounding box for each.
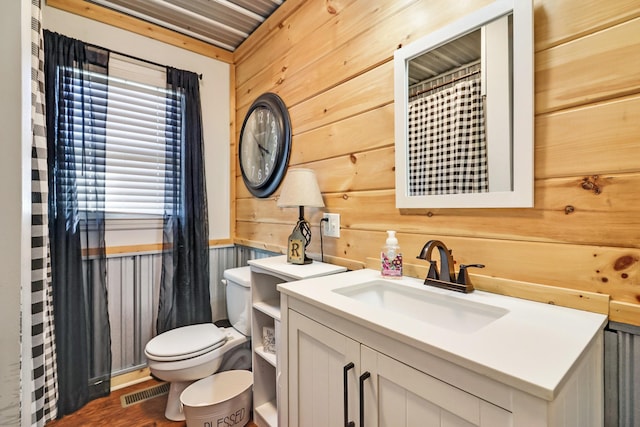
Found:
[145,324,226,362]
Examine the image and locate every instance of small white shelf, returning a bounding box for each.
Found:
[249,256,347,427]
[255,400,277,427]
[255,346,277,367]
[253,299,280,320]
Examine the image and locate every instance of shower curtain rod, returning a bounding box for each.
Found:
[411,69,481,99]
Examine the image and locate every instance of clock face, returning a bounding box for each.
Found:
[239,93,291,198]
[240,106,280,187]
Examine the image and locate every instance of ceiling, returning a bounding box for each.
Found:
[86,0,285,52]
[408,29,481,87]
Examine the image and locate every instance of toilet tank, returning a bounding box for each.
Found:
[223,266,252,336]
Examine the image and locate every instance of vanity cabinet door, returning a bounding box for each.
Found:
[288,310,361,427]
[288,310,512,427]
[361,345,512,427]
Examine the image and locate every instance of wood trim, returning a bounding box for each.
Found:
[110,367,151,391]
[104,243,165,256]
[46,0,234,64]
[232,239,365,271]
[472,275,610,315]
[88,240,234,256]
[209,238,234,247]
[230,63,238,244]
[365,258,610,314]
[311,254,365,272]
[232,237,286,255]
[609,300,640,326]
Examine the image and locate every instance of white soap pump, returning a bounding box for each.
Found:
[381,230,402,278]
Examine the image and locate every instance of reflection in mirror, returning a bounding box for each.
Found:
[394,0,533,208]
[407,29,488,196]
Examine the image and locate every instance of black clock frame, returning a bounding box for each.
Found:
[239,92,292,198]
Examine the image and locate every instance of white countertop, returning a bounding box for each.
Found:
[249,255,347,280]
[278,268,608,401]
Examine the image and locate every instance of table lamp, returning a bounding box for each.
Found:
[277,168,324,264]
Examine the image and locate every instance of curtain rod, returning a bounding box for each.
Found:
[410,60,481,99]
[411,69,481,99]
[85,40,203,80]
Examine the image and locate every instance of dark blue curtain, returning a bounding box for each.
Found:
[156,68,212,334]
[43,30,111,417]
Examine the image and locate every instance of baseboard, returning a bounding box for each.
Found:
[110,367,153,391]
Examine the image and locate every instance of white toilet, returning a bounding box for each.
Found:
[144,266,253,421]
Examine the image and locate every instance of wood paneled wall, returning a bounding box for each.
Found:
[233,0,640,324]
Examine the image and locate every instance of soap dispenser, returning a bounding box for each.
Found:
[381,230,402,278]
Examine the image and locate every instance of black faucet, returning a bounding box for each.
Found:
[416,240,484,293]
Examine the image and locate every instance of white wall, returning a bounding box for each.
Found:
[0,1,29,424]
[43,6,232,243]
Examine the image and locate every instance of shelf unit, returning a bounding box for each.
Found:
[248,255,346,427]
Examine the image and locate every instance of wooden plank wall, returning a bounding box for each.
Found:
[233,0,640,324]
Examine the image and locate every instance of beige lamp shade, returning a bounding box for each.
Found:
[277,168,324,208]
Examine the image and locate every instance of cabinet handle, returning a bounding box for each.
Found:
[359,371,371,427]
[343,362,355,427]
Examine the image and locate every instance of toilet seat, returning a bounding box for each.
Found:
[145,323,226,362]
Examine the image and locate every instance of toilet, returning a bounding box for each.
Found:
[144,266,253,421]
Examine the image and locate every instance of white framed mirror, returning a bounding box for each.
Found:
[394,0,533,208]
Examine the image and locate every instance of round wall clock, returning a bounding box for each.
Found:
[239,92,292,198]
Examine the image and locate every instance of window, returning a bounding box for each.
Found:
[62,54,181,217]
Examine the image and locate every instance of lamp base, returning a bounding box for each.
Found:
[286,219,314,265]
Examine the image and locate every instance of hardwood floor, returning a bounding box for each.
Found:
[46,379,258,427]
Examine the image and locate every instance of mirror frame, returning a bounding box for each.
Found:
[394,0,533,208]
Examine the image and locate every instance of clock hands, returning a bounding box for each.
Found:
[250,130,271,156]
[258,143,270,156]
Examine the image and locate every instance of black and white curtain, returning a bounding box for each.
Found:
[407,78,488,195]
[29,0,58,425]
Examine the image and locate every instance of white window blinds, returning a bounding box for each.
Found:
[65,53,181,216]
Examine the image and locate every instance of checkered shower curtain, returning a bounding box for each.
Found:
[29,0,58,424]
[407,78,488,196]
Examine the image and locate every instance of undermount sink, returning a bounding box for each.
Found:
[333,280,508,334]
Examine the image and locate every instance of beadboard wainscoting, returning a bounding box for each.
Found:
[605,322,640,426]
[101,245,274,376]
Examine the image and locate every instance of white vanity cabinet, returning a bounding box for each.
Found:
[287,310,360,427]
[288,310,510,427]
[360,346,511,427]
[279,270,607,427]
[247,256,346,427]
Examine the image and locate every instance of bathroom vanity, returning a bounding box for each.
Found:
[247,256,346,427]
[278,269,607,427]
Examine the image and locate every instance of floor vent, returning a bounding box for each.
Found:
[120,382,170,408]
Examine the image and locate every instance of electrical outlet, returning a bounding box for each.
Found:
[322,213,340,238]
